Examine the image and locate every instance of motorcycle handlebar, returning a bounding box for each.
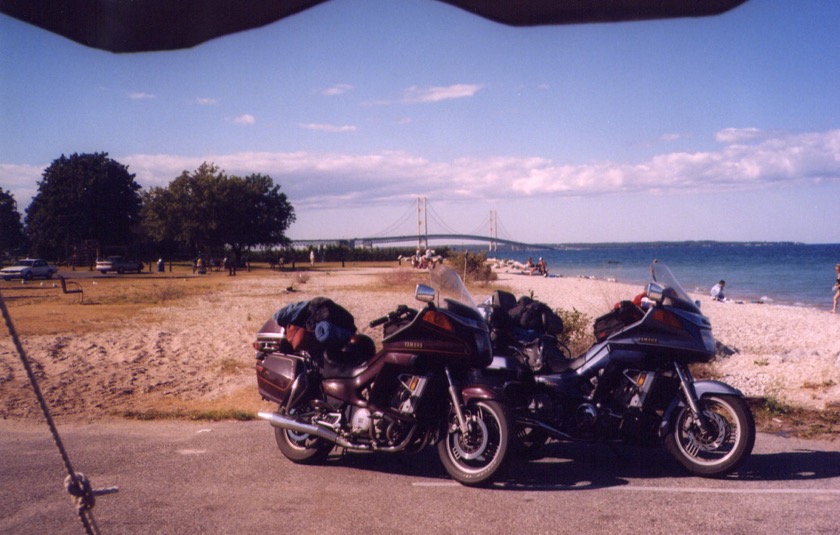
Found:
[369,305,415,328]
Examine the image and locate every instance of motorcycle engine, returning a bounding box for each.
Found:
[390,374,428,415]
[350,408,372,434]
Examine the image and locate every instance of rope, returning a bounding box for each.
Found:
[0,290,117,534]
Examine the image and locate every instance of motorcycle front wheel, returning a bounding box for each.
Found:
[274,405,334,465]
[437,400,513,486]
[665,394,755,477]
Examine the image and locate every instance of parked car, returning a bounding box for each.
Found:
[95,256,145,274]
[1,258,56,281]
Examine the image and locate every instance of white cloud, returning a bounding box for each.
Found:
[128,92,156,100]
[298,123,357,133]
[196,97,218,105]
[233,114,256,125]
[659,132,683,143]
[7,129,838,217]
[402,84,482,103]
[715,127,766,144]
[112,129,839,212]
[0,163,43,207]
[321,84,353,96]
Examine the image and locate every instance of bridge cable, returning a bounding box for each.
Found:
[495,215,517,241]
[369,200,416,238]
[466,213,492,237]
[0,291,118,535]
[424,200,462,235]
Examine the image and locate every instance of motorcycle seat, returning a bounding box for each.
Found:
[320,360,372,379]
[547,354,586,373]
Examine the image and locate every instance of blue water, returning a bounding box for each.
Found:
[491,243,840,311]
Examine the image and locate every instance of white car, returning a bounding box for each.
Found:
[1,258,56,281]
[95,256,145,274]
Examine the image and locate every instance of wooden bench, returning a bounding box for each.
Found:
[57,275,83,302]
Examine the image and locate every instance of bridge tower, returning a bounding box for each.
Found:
[417,197,428,251]
[489,209,498,252]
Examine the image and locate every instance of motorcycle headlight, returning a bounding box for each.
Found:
[475,331,492,359]
[702,330,716,353]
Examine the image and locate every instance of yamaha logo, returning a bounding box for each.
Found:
[404,341,423,349]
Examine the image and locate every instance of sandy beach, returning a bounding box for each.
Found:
[1,265,839,421]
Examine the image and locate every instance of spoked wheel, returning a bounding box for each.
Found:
[273,405,333,465]
[437,400,513,486]
[665,394,755,477]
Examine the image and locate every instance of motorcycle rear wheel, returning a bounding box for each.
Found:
[437,400,513,487]
[274,405,334,464]
[665,394,755,477]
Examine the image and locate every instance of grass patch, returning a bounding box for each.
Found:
[749,397,840,439]
[122,408,258,421]
[802,379,836,389]
[376,268,424,289]
[218,357,250,375]
[0,265,240,336]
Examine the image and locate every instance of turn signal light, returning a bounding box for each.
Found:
[652,309,683,330]
[422,310,454,332]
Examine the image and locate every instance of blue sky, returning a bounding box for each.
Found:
[1,0,839,245]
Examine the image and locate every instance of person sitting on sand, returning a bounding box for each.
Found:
[710,280,726,301]
[832,264,840,313]
[525,257,536,276]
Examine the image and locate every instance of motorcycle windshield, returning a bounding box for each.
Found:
[650,260,701,314]
[429,264,479,312]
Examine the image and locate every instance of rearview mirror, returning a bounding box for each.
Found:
[646,282,664,304]
[415,284,435,303]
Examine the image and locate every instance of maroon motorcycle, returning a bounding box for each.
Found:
[254,265,514,486]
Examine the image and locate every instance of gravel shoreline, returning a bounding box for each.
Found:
[2,266,838,421]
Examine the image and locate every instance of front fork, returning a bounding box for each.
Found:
[444,367,469,433]
[673,362,713,434]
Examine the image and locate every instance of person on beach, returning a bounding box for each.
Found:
[832,264,840,313]
[525,257,536,276]
[537,257,548,277]
[710,280,726,301]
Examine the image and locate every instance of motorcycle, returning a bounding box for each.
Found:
[478,260,755,477]
[254,264,514,486]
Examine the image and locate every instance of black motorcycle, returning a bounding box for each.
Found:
[478,260,755,477]
[254,265,514,486]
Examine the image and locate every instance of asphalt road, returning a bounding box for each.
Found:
[1,420,838,534]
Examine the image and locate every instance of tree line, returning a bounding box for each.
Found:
[1,152,295,266]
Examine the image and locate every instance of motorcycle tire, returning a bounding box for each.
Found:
[437,400,513,487]
[273,406,334,465]
[664,394,756,477]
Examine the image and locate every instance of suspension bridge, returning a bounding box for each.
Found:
[291,198,557,251]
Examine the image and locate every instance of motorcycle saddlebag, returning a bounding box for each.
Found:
[593,301,643,342]
[255,353,301,405]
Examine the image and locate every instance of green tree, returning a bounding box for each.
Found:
[215,173,295,263]
[142,163,295,262]
[25,153,142,259]
[0,188,27,256]
[142,162,221,255]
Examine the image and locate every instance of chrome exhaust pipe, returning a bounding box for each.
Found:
[257,411,359,449]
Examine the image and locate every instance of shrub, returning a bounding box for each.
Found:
[446,250,497,284]
[555,307,594,356]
